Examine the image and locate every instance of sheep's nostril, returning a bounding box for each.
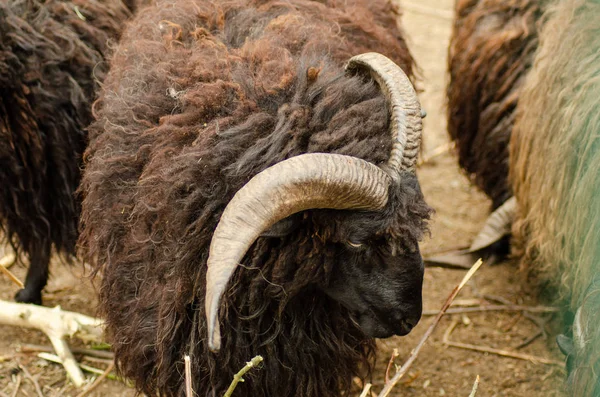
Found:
[399,320,413,335]
[405,316,420,329]
[398,316,419,335]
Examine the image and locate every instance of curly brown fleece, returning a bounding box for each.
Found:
[78,0,430,396]
[0,0,131,302]
[446,0,545,209]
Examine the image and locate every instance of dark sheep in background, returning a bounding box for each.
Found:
[446,0,543,210]
[79,0,431,395]
[0,0,132,304]
[510,0,600,394]
[426,0,547,267]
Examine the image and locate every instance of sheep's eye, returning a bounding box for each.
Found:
[347,241,363,249]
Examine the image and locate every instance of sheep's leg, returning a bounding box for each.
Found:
[15,242,51,305]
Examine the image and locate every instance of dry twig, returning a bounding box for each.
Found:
[9,374,21,397]
[0,300,104,387]
[223,355,264,397]
[444,340,564,366]
[377,258,484,397]
[82,356,114,365]
[16,360,43,397]
[501,312,523,332]
[384,348,400,384]
[442,319,564,367]
[75,362,115,397]
[468,375,480,397]
[185,355,193,397]
[37,352,120,381]
[512,330,543,350]
[0,253,16,268]
[482,294,512,305]
[523,312,550,339]
[353,377,377,397]
[359,383,373,397]
[422,304,558,316]
[482,294,553,338]
[20,343,114,360]
[0,255,23,288]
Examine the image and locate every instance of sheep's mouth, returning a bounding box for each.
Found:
[355,310,414,338]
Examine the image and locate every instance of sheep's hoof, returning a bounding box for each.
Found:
[15,288,42,305]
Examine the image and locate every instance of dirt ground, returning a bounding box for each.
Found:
[0,0,566,396]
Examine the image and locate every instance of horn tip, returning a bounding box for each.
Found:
[208,320,222,352]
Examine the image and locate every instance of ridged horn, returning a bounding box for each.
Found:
[345,52,423,174]
[206,53,423,352]
[206,153,391,351]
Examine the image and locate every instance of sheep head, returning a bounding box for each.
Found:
[315,177,426,339]
[205,53,425,352]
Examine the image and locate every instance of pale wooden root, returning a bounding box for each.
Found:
[49,335,85,387]
[0,300,104,387]
[0,253,17,268]
[0,254,23,288]
[359,383,373,397]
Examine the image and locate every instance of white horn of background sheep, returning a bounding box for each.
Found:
[205,53,423,352]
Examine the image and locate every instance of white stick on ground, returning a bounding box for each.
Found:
[0,253,16,268]
[185,355,193,397]
[0,299,104,387]
[359,383,373,397]
[0,254,22,288]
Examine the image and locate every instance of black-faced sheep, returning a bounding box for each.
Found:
[446,0,543,210]
[78,0,431,395]
[0,0,133,304]
[510,0,600,394]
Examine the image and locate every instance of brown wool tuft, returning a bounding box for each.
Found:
[0,0,132,302]
[446,0,545,209]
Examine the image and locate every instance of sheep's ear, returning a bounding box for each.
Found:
[261,214,302,238]
[557,334,574,357]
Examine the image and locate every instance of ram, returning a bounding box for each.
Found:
[446,0,600,394]
[510,0,600,394]
[79,0,431,395]
[424,0,545,268]
[0,0,132,304]
[446,0,543,210]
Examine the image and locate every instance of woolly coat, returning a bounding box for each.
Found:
[79,0,430,396]
[0,0,131,293]
[446,0,544,209]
